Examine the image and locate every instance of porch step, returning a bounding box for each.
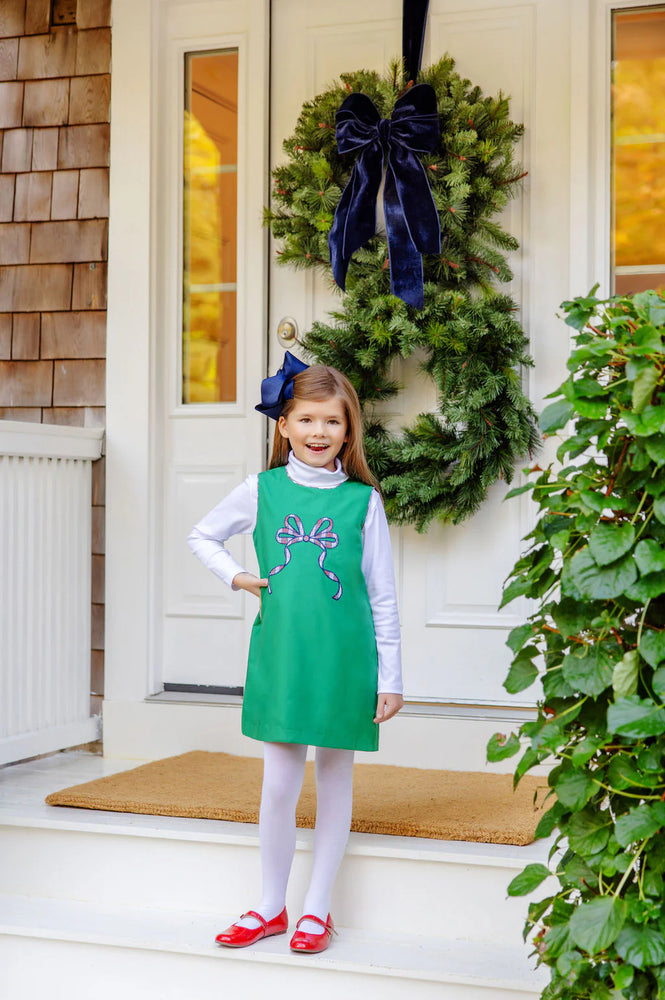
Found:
[0,801,548,946]
[0,894,548,999]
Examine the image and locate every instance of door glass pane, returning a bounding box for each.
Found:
[612,7,665,295]
[183,49,238,403]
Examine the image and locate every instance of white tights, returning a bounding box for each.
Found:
[237,742,354,934]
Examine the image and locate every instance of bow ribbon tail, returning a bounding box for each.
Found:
[384,140,440,308]
[383,164,426,308]
[329,145,383,291]
[267,544,292,594]
[317,548,343,601]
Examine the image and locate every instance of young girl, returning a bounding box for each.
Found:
[187,353,403,954]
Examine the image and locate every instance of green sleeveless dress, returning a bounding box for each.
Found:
[241,466,379,751]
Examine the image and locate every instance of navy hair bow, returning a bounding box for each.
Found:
[328,83,441,309]
[255,351,309,421]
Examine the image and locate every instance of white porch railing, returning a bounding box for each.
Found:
[0,421,105,765]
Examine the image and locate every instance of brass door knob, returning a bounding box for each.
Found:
[277,316,299,347]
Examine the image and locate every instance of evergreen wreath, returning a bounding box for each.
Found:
[266,56,540,530]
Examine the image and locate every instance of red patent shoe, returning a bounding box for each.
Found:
[289,913,336,954]
[215,907,288,948]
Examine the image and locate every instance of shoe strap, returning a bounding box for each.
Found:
[240,910,267,931]
[295,913,332,933]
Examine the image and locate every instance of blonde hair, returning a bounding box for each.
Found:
[269,365,379,490]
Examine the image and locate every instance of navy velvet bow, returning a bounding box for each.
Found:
[255,351,309,420]
[328,83,441,309]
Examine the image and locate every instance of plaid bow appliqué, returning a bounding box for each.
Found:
[267,514,342,600]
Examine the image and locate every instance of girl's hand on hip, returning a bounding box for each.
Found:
[232,572,269,599]
[374,693,404,724]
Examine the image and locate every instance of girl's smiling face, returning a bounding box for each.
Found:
[278,397,348,471]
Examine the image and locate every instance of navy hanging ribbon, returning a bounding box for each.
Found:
[402,0,430,84]
[328,83,440,308]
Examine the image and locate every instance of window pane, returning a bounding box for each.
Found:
[183,50,238,404]
[612,7,665,296]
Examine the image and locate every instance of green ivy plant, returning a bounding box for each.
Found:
[488,288,665,1000]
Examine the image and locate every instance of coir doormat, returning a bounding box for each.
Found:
[45,750,547,845]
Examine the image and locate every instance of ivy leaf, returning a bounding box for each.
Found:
[632,367,660,413]
[645,436,665,467]
[608,697,665,738]
[613,964,635,990]
[507,863,552,896]
[540,399,575,433]
[555,770,597,810]
[608,754,660,790]
[563,643,618,697]
[561,855,597,890]
[625,572,665,601]
[589,523,636,567]
[504,482,534,499]
[615,803,665,847]
[615,922,665,969]
[634,540,665,575]
[639,630,665,668]
[567,810,612,855]
[630,310,664,345]
[552,597,589,638]
[503,654,539,694]
[506,622,534,654]
[499,575,531,609]
[612,650,640,699]
[654,497,665,525]
[543,666,576,699]
[544,922,573,958]
[563,547,637,600]
[556,950,585,978]
[534,803,562,839]
[571,734,608,766]
[486,732,521,762]
[623,404,665,437]
[569,896,627,954]
[653,668,665,699]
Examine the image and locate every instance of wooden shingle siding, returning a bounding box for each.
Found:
[11,311,40,358]
[0,0,111,711]
[51,167,78,216]
[24,0,51,36]
[0,359,52,404]
[72,261,106,309]
[23,77,70,125]
[58,122,109,167]
[0,80,23,127]
[41,310,105,357]
[0,40,20,79]
[14,171,52,219]
[0,313,12,356]
[0,5,26,39]
[31,125,57,168]
[2,127,33,170]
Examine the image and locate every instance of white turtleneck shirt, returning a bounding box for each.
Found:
[187,451,403,694]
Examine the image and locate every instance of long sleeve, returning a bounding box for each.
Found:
[362,491,403,694]
[187,476,258,589]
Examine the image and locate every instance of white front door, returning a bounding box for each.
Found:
[268,0,573,706]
